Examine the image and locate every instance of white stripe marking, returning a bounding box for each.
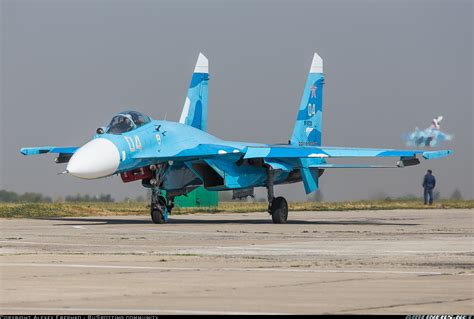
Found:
[1,241,470,256]
[0,263,201,271]
[179,97,191,123]
[308,153,328,158]
[0,240,149,248]
[0,263,467,275]
[193,52,209,74]
[0,307,286,315]
[310,52,323,73]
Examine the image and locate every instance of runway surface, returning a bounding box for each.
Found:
[1,209,472,314]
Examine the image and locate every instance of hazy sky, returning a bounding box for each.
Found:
[1,0,472,201]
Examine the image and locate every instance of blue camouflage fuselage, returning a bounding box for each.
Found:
[19,52,452,197]
[96,120,286,191]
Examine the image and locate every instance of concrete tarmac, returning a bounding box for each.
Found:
[0,209,472,314]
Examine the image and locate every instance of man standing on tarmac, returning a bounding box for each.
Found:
[422,169,436,205]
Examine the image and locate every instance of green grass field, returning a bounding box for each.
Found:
[0,199,472,218]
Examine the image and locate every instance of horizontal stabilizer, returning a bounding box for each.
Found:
[422,150,453,159]
[309,164,399,169]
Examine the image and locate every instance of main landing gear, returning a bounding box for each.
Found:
[149,164,174,224]
[150,191,173,224]
[266,167,288,224]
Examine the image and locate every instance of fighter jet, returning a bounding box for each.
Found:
[403,116,453,148]
[20,53,452,224]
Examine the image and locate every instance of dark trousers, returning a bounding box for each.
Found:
[424,188,433,205]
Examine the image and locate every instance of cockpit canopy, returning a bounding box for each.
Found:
[107,111,151,134]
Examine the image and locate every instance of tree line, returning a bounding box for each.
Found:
[0,190,115,203]
[0,188,466,204]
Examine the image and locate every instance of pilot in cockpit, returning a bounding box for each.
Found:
[106,111,151,134]
[107,115,134,134]
[117,116,132,132]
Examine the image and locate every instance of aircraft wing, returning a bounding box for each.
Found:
[132,143,243,161]
[20,146,79,156]
[243,146,452,162]
[133,143,451,165]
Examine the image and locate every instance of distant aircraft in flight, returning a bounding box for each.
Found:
[403,116,453,147]
[21,53,452,224]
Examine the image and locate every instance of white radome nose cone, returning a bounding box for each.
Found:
[67,138,120,179]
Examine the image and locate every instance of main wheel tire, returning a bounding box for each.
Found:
[151,194,169,224]
[271,196,288,224]
[151,209,165,224]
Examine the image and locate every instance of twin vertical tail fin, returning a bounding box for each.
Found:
[290,53,324,146]
[291,53,325,194]
[179,53,209,131]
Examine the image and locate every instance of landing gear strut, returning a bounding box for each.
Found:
[266,167,288,224]
[149,164,173,224]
